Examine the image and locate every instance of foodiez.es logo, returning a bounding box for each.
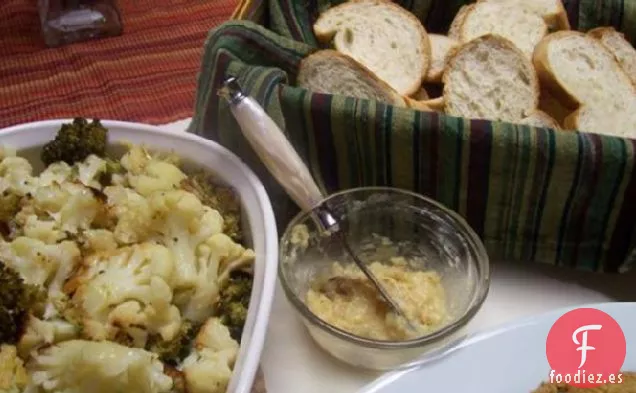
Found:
[546,308,627,388]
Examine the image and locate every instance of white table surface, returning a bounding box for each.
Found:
[159,119,636,393]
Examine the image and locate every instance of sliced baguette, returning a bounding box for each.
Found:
[313,0,431,96]
[460,2,548,58]
[588,27,636,87]
[533,31,636,110]
[448,4,474,40]
[477,0,570,31]
[518,109,561,129]
[425,34,460,82]
[443,35,540,122]
[563,105,636,138]
[296,50,406,107]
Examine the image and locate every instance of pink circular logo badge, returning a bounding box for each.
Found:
[546,308,626,388]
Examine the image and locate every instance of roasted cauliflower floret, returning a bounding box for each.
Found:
[76,154,107,189]
[181,318,239,393]
[149,190,223,288]
[181,233,255,323]
[147,190,242,322]
[0,237,81,318]
[68,243,182,347]
[0,344,29,393]
[17,315,78,358]
[103,185,153,244]
[79,229,118,253]
[28,340,173,393]
[18,213,65,244]
[181,174,242,242]
[38,161,72,187]
[30,181,102,235]
[0,156,37,196]
[121,146,186,197]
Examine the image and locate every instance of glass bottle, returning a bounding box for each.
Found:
[38,0,123,48]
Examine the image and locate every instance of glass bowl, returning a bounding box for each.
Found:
[278,187,490,371]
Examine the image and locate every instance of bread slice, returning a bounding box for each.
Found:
[313,0,431,96]
[425,35,460,82]
[518,109,561,129]
[296,50,406,107]
[443,35,540,122]
[564,105,636,138]
[588,27,636,87]
[477,0,570,31]
[448,4,474,40]
[460,2,548,58]
[533,31,636,110]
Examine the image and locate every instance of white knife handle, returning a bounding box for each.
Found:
[226,89,325,213]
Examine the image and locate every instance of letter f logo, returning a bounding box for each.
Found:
[572,324,602,368]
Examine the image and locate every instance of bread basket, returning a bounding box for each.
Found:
[205,0,636,274]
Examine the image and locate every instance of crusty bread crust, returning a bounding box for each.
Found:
[313,0,431,96]
[533,31,588,109]
[587,26,615,38]
[448,4,474,40]
[296,49,407,107]
[423,97,445,111]
[405,96,444,112]
[562,107,582,130]
[404,97,432,112]
[410,87,429,100]
[552,0,571,30]
[588,26,636,88]
[538,87,571,126]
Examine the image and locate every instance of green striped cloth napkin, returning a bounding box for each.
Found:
[188,0,636,274]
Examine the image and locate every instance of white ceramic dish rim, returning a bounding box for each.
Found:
[358,301,634,393]
[0,119,279,393]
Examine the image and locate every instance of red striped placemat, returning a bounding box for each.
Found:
[0,0,238,129]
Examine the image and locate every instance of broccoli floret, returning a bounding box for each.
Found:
[41,118,108,167]
[216,270,253,342]
[180,174,242,242]
[0,261,47,345]
[147,320,198,366]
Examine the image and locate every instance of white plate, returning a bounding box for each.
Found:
[360,302,636,393]
[0,119,279,393]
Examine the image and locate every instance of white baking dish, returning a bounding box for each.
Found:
[0,119,279,393]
